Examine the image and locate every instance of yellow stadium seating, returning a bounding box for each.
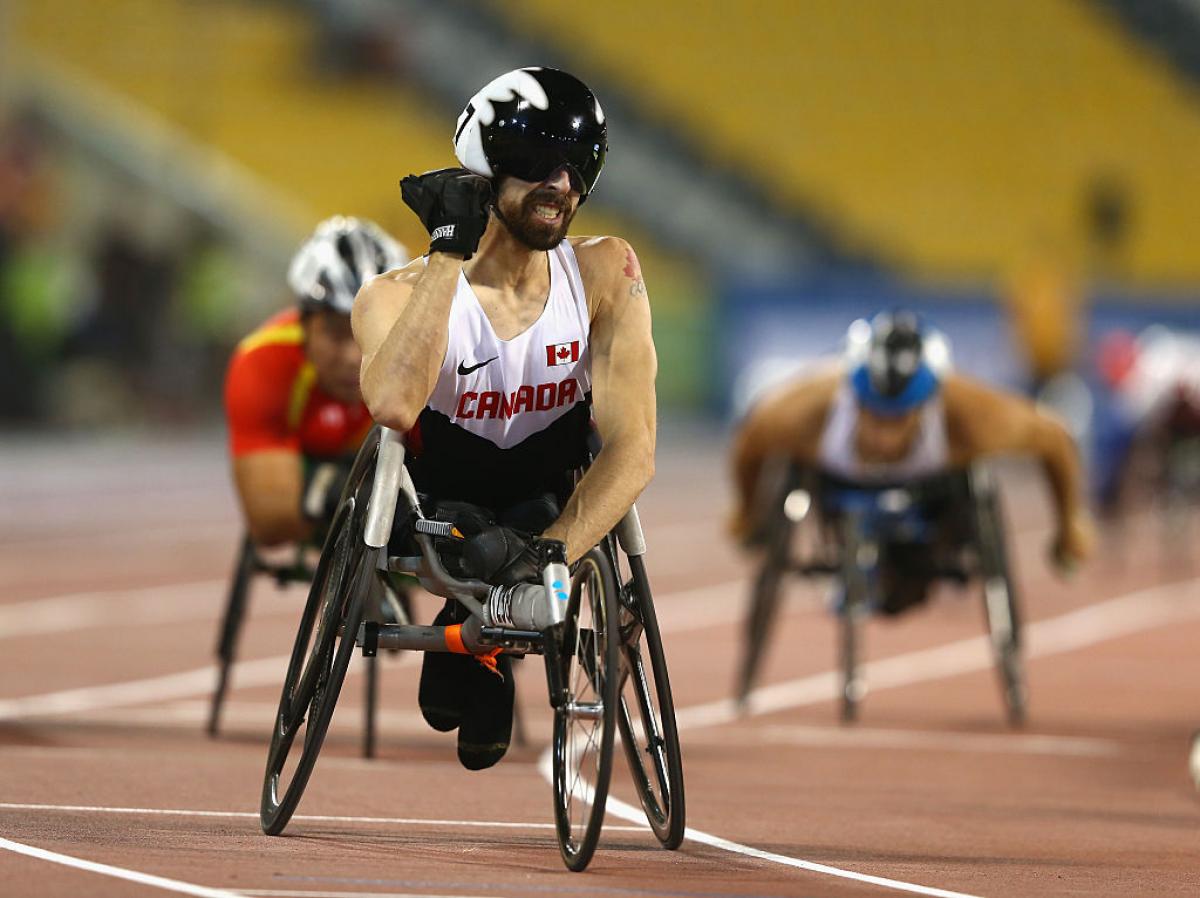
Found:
[500,0,1200,285]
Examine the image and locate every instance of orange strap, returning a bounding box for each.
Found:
[443,624,504,678]
[444,624,469,654]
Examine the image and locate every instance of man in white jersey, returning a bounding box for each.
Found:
[353,67,656,770]
[730,311,1093,612]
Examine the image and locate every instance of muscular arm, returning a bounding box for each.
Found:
[729,373,838,542]
[353,254,462,431]
[543,239,657,562]
[945,375,1091,562]
[232,451,311,547]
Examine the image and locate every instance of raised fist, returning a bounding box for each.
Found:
[399,167,493,259]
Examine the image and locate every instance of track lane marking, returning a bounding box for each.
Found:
[532,754,979,898]
[0,803,645,832]
[676,575,1200,731]
[0,579,745,720]
[0,579,232,640]
[689,724,1120,757]
[0,836,244,898]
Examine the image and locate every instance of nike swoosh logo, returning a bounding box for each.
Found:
[457,357,497,376]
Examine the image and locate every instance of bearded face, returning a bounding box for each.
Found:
[493,174,579,250]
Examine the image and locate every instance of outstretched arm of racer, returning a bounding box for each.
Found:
[353,256,460,431]
[543,240,657,562]
[945,376,1093,569]
[233,451,312,547]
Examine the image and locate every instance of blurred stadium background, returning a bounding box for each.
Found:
[0,0,1196,431]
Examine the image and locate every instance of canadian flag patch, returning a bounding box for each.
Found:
[545,341,580,367]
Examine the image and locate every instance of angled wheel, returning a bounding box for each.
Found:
[839,514,870,723]
[551,547,620,872]
[208,535,257,736]
[260,489,372,834]
[615,553,685,849]
[736,506,793,706]
[972,474,1026,726]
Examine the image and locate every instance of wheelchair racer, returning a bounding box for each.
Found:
[225,216,408,547]
[730,310,1094,613]
[353,67,656,771]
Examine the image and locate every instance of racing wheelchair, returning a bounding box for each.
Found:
[736,463,1025,725]
[258,426,685,872]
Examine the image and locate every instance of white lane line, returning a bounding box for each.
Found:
[676,575,1200,731]
[0,578,746,721]
[0,655,290,721]
[0,579,233,640]
[54,700,431,731]
[0,803,645,833]
[0,521,236,551]
[690,724,1120,757]
[0,836,244,898]
[533,754,978,898]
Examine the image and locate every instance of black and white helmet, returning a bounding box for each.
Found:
[453,66,607,199]
[287,216,408,315]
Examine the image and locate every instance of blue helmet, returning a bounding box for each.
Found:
[846,311,952,416]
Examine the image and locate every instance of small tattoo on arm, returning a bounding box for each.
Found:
[623,246,646,297]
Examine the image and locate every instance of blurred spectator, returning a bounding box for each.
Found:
[1002,236,1085,395]
[0,109,63,421]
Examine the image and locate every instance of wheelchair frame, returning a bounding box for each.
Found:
[737,462,1025,725]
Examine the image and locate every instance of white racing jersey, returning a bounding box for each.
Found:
[817,383,948,482]
[408,242,592,507]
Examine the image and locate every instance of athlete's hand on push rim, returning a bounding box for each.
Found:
[1050,511,1094,576]
[399,167,493,260]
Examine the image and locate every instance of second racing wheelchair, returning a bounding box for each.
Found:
[737,462,1025,725]
[258,426,685,871]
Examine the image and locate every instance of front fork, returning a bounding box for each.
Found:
[539,538,571,709]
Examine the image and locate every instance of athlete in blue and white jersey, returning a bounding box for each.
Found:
[730,311,1093,575]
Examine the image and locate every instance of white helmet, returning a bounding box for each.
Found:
[287,216,408,314]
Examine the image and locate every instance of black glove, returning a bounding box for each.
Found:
[463,525,543,586]
[301,460,352,525]
[399,167,493,259]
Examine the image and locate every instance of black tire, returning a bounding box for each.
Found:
[839,514,869,723]
[973,478,1026,726]
[260,493,372,835]
[552,547,620,872]
[735,509,793,706]
[615,553,686,849]
[208,536,256,737]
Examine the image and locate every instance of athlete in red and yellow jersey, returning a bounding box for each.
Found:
[225,217,407,547]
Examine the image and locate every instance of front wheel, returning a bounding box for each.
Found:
[551,547,620,872]
[973,479,1026,726]
[259,495,371,835]
[839,514,870,723]
[616,553,685,849]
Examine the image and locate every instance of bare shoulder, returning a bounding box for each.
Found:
[353,257,423,321]
[943,373,1043,456]
[744,369,840,437]
[360,257,424,301]
[569,235,643,315]
[569,234,633,275]
[943,373,1029,420]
